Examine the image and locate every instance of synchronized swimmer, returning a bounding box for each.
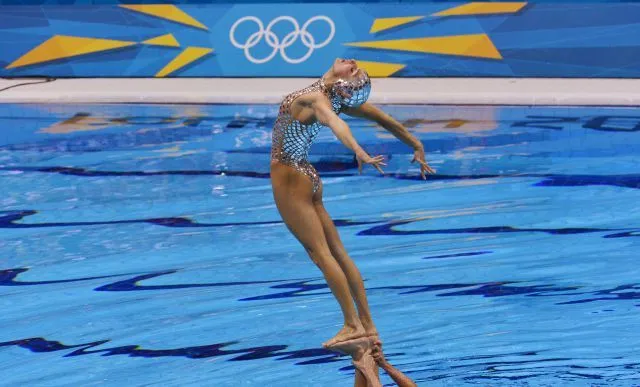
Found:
[270,58,435,386]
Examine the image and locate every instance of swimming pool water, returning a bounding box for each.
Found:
[0,103,639,386]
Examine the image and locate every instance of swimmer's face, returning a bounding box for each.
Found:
[332,58,362,80]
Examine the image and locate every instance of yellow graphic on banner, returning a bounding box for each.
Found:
[120,5,208,30]
[353,2,529,75]
[434,2,527,17]
[347,34,502,59]
[142,34,181,48]
[5,4,214,77]
[369,16,425,34]
[156,47,213,77]
[6,35,136,69]
[355,61,406,77]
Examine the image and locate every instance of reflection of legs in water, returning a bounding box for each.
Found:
[371,339,417,387]
[327,337,382,387]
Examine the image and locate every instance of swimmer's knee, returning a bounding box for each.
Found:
[307,249,334,269]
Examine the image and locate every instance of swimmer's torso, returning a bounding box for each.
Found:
[271,80,342,193]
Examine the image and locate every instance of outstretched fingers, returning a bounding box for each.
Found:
[371,155,386,175]
[412,158,435,179]
[420,160,436,174]
[358,154,386,175]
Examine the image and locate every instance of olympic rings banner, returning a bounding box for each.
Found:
[3,3,640,78]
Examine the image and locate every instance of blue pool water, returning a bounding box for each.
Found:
[0,103,639,386]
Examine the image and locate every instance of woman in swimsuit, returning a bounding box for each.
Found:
[270,58,435,376]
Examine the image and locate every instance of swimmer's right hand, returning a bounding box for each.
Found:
[371,341,387,366]
[356,152,386,175]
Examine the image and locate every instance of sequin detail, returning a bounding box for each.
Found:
[333,71,371,108]
[271,79,342,193]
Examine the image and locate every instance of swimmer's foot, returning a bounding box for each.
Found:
[361,320,380,343]
[324,335,370,356]
[322,325,366,349]
[326,337,382,386]
[364,328,382,350]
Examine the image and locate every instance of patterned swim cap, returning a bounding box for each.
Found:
[332,71,371,108]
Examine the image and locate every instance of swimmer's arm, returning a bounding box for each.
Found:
[314,99,368,158]
[378,362,418,387]
[343,103,423,151]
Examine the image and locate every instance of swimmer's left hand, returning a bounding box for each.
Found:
[356,152,386,176]
[412,146,436,179]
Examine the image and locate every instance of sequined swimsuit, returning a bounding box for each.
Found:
[271,79,342,193]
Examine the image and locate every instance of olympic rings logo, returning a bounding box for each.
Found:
[229,15,335,64]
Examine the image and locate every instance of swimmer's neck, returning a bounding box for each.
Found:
[321,70,338,89]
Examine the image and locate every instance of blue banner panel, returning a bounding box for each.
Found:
[2,3,640,77]
[3,0,640,4]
